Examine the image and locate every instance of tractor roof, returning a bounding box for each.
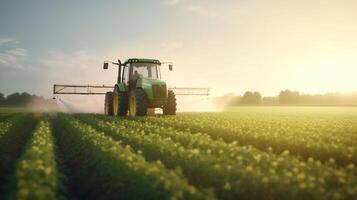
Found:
[124,58,161,65]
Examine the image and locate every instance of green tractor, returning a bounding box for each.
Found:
[103,58,177,116]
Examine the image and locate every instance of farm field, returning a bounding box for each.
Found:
[0,107,356,200]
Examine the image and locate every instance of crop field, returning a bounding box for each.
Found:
[0,107,356,200]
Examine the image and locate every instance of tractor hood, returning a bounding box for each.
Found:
[137,77,166,87]
[136,78,167,100]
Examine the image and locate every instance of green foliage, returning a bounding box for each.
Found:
[78,114,357,200]
[0,93,5,104]
[279,90,300,104]
[3,92,32,105]
[55,114,211,200]
[142,108,357,166]
[0,114,36,198]
[0,92,47,106]
[11,120,60,200]
[241,91,262,105]
[0,121,12,139]
[220,90,357,106]
[1,108,357,200]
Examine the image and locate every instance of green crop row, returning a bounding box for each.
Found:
[138,113,357,165]
[55,114,213,200]
[0,114,37,198]
[0,113,14,122]
[0,114,26,139]
[78,114,357,200]
[0,121,12,138]
[9,120,60,200]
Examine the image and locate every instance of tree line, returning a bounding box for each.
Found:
[220,90,357,106]
[0,92,48,105]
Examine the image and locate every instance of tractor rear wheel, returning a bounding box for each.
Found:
[128,88,148,116]
[113,87,128,116]
[163,90,177,115]
[104,92,114,116]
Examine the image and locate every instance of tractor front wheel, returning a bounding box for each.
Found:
[118,92,129,116]
[129,89,148,116]
[113,87,128,116]
[163,90,177,115]
[104,92,114,116]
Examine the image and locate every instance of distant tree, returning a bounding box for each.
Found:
[263,96,278,105]
[253,92,262,104]
[278,90,357,105]
[220,93,242,106]
[218,89,357,107]
[5,92,21,104]
[0,93,5,105]
[241,91,262,105]
[4,92,33,105]
[21,92,32,103]
[278,90,300,104]
[241,91,253,104]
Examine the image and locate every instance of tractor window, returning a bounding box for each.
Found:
[131,63,159,80]
[152,66,159,79]
[134,66,149,78]
[122,65,130,84]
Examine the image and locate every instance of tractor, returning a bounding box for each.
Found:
[52,58,209,114]
[103,58,176,116]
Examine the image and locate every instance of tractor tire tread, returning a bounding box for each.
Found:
[104,92,114,116]
[118,92,128,116]
[163,90,177,115]
[133,89,148,116]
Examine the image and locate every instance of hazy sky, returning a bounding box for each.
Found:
[1,0,357,97]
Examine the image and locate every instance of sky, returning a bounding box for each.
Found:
[1,0,357,98]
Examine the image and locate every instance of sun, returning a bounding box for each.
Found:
[289,55,357,94]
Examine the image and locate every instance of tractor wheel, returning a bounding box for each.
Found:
[118,92,128,116]
[104,92,114,116]
[113,87,128,116]
[128,88,148,116]
[163,90,177,115]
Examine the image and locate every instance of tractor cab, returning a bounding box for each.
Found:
[122,59,162,87]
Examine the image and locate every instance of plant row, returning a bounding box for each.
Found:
[7,119,61,200]
[0,121,12,139]
[0,113,14,122]
[55,114,212,200]
[0,114,36,198]
[138,113,357,165]
[0,113,25,140]
[79,114,357,200]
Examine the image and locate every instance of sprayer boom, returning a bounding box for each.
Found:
[53,84,209,99]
